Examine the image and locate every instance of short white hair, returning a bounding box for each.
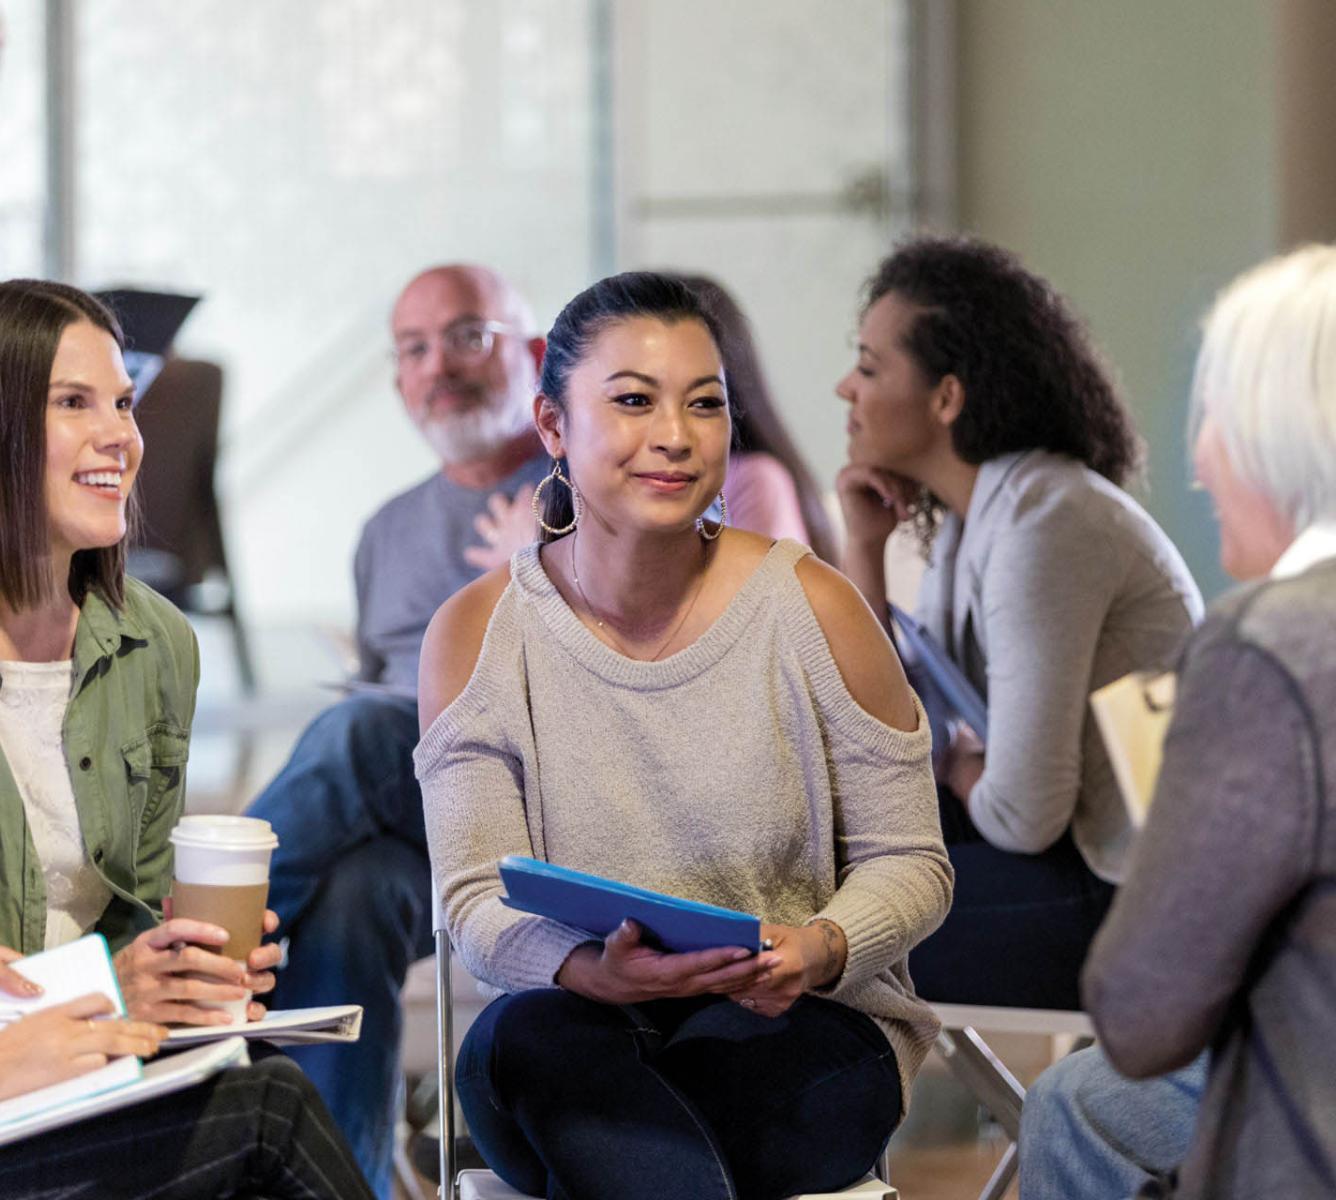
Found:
[1191,243,1336,528]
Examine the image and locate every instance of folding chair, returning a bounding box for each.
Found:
[930,1003,1095,1200]
[432,891,900,1199]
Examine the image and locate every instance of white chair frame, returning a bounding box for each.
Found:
[929,1003,1095,1200]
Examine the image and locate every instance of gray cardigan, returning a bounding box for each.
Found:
[916,450,1201,881]
[1084,553,1336,1199]
[415,539,953,1110]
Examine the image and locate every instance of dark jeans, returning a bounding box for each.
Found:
[908,788,1116,1010]
[458,988,902,1200]
[0,1056,373,1199]
[245,695,433,1200]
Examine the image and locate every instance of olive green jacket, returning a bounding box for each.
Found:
[0,578,199,956]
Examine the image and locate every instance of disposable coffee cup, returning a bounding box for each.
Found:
[169,815,279,1023]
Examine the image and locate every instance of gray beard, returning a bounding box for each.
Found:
[418,396,532,465]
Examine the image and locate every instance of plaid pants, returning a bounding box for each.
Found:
[0,1054,373,1200]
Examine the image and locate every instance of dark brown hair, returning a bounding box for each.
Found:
[0,279,133,608]
[673,275,839,565]
[864,236,1144,548]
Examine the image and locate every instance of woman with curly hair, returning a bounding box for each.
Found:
[836,236,1202,1008]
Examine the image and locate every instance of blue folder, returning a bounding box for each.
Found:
[889,603,989,745]
[498,856,762,954]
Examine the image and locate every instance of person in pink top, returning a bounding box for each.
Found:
[674,275,839,564]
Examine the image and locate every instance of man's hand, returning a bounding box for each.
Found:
[556,920,781,1006]
[0,993,167,1102]
[463,485,539,570]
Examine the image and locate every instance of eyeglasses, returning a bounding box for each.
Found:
[393,319,516,366]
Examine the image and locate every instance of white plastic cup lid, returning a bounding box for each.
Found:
[170,815,279,852]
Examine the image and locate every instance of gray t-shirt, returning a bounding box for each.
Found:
[353,457,548,691]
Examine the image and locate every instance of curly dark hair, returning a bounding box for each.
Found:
[864,235,1144,548]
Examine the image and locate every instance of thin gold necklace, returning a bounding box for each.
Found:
[570,529,710,662]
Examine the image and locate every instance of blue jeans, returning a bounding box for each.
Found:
[1018,1045,1207,1200]
[908,790,1116,1009]
[246,695,432,1200]
[458,989,902,1200]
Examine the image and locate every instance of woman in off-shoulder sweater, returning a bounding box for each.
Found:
[416,272,951,1200]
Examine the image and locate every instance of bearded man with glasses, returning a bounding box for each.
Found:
[245,265,548,1199]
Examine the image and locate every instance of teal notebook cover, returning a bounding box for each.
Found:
[498,856,761,954]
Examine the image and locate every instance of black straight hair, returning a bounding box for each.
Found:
[0,279,134,609]
[537,271,727,538]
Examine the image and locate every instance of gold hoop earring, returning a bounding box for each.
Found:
[696,494,727,541]
[532,459,583,535]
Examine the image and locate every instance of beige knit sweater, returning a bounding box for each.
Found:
[414,538,953,1106]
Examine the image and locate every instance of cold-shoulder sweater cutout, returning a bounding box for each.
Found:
[415,538,953,1105]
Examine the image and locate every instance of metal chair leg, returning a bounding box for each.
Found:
[934,1027,1026,1139]
[979,1141,1018,1200]
[435,931,457,1198]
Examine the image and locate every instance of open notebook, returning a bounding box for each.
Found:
[0,1037,246,1147]
[0,935,244,1145]
[0,936,140,1130]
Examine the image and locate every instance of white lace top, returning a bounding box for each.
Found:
[0,660,112,948]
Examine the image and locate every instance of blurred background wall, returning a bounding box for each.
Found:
[3,0,1334,631]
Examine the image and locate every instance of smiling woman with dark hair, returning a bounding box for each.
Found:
[835,237,1202,1010]
[0,278,372,1200]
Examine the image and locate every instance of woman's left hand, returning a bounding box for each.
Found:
[942,724,986,801]
[729,920,848,1019]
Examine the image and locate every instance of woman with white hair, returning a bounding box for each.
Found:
[1019,243,1336,1199]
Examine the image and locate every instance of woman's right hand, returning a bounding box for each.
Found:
[835,464,917,550]
[0,993,167,1102]
[113,918,251,1025]
[556,920,780,1005]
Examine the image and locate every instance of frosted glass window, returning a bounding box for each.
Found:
[0,2,47,277]
[72,1,598,624]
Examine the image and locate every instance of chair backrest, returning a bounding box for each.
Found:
[132,357,227,586]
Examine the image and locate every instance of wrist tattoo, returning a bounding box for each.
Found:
[812,919,844,983]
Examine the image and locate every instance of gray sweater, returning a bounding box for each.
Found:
[1084,555,1336,1198]
[917,450,1201,881]
[415,539,953,1107]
